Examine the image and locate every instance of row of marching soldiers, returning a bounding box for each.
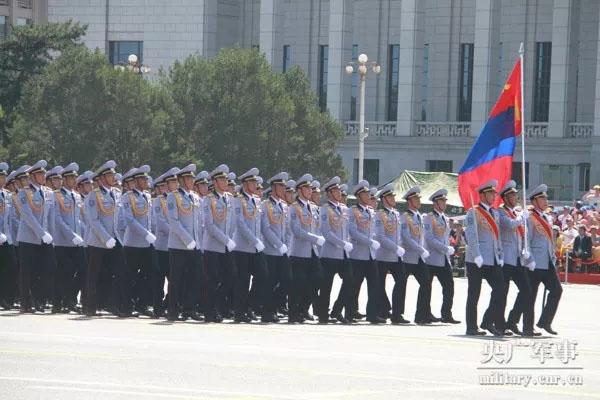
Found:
[0,160,560,334]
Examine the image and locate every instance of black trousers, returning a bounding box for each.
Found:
[0,243,18,307]
[264,254,293,313]
[498,262,534,332]
[428,262,455,319]
[167,248,202,317]
[317,257,354,320]
[124,246,156,312]
[351,258,381,320]
[153,249,170,313]
[377,260,407,320]
[465,262,504,331]
[289,254,322,319]
[233,251,269,316]
[529,265,562,328]
[203,250,234,318]
[404,261,431,322]
[18,242,54,309]
[53,246,85,309]
[84,244,125,315]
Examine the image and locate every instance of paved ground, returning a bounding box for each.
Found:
[0,277,598,400]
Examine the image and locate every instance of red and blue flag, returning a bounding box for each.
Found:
[458,59,522,209]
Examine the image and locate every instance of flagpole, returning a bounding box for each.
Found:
[519,42,530,260]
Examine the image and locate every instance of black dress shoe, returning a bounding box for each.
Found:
[234,315,251,323]
[391,316,411,324]
[303,312,315,321]
[247,311,258,321]
[466,329,487,336]
[522,330,542,337]
[415,318,432,325]
[51,307,61,314]
[441,317,461,324]
[19,307,34,314]
[183,312,203,321]
[261,313,280,323]
[507,323,522,336]
[503,330,513,336]
[353,312,366,320]
[538,323,558,335]
[166,314,179,321]
[481,322,504,336]
[428,315,442,322]
[367,316,386,324]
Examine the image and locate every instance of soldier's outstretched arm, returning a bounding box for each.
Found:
[375,213,397,251]
[464,209,481,258]
[54,193,76,239]
[234,197,259,244]
[86,191,111,243]
[261,202,283,249]
[122,193,151,236]
[203,197,229,246]
[423,215,447,253]
[290,204,319,244]
[18,189,45,238]
[348,209,372,245]
[400,215,425,253]
[320,206,344,247]
[166,193,194,246]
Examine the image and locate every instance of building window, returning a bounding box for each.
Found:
[252,44,260,51]
[15,17,31,26]
[282,45,290,73]
[0,16,7,41]
[109,41,143,65]
[318,45,328,112]
[426,160,453,173]
[17,0,32,9]
[458,43,474,121]
[533,42,552,122]
[511,161,530,189]
[350,44,358,120]
[353,159,379,185]
[387,44,400,121]
[421,44,430,121]
[579,163,590,192]
[541,164,573,201]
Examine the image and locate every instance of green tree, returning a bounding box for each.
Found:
[8,46,187,173]
[164,48,346,181]
[0,21,87,145]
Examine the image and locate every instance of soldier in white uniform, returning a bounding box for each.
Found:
[464,180,505,336]
[316,176,354,324]
[524,184,562,335]
[0,163,18,310]
[400,186,433,324]
[423,189,460,324]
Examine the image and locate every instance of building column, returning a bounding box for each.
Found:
[259,0,283,71]
[548,0,579,138]
[326,0,353,121]
[202,0,218,58]
[591,5,600,185]
[395,0,424,136]
[471,0,500,136]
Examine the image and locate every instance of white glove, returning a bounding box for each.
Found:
[515,214,524,223]
[499,260,504,267]
[145,232,157,245]
[72,233,84,246]
[370,240,381,251]
[316,236,325,246]
[106,238,116,249]
[186,240,196,250]
[474,255,483,268]
[522,249,530,260]
[396,246,405,258]
[343,241,354,253]
[279,244,288,255]
[226,239,236,252]
[255,239,265,252]
[446,246,455,256]
[527,261,536,272]
[42,232,53,244]
[521,210,529,220]
[421,249,430,260]
[0,233,7,245]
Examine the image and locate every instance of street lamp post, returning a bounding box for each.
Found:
[114,54,151,75]
[345,53,381,182]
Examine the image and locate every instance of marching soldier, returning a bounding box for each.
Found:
[165,164,203,321]
[203,164,237,322]
[0,163,18,310]
[349,180,383,324]
[317,176,354,324]
[83,160,126,317]
[492,180,537,336]
[400,186,433,325]
[464,180,505,336]
[261,172,291,320]
[374,183,408,324]
[150,168,177,317]
[423,189,460,324]
[52,163,85,313]
[232,168,272,322]
[121,165,157,317]
[288,174,325,323]
[525,184,562,335]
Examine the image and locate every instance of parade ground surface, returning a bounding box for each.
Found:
[0,277,598,400]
